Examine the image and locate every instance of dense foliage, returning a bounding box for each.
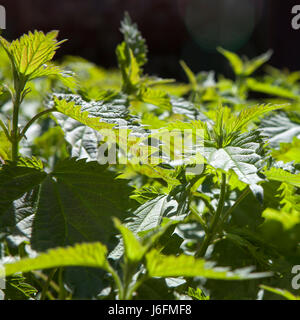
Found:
[0,14,299,300]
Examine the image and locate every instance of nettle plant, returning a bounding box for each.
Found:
[0,14,299,300]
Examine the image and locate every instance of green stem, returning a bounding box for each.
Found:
[107,264,124,300]
[58,267,68,300]
[40,268,57,300]
[11,80,26,163]
[125,274,149,300]
[19,108,56,141]
[195,173,227,258]
[220,187,250,227]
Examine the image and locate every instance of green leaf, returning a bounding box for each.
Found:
[120,12,148,67]
[116,43,141,93]
[180,60,197,89]
[31,158,134,250]
[218,47,243,76]
[264,168,300,188]
[126,195,187,235]
[1,242,109,277]
[113,218,146,263]
[0,130,11,161]
[218,48,272,76]
[260,112,300,148]
[228,104,284,133]
[260,285,300,300]
[137,87,172,111]
[0,158,134,250]
[247,78,299,99]
[243,50,273,76]
[272,138,300,163]
[262,208,300,230]
[203,130,265,186]
[51,93,138,132]
[0,30,67,81]
[171,97,203,120]
[0,161,46,215]
[187,287,210,300]
[0,186,41,246]
[54,114,102,161]
[146,250,271,280]
[4,275,38,299]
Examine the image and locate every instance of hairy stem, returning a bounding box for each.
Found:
[196,173,227,258]
[11,79,26,163]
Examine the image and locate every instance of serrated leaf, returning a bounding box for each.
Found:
[188,287,210,300]
[54,115,102,161]
[228,104,284,133]
[272,138,300,163]
[0,162,46,215]
[1,242,109,277]
[0,30,67,81]
[264,168,300,188]
[126,195,187,235]
[0,158,134,250]
[146,250,271,280]
[120,12,147,67]
[247,78,299,99]
[137,87,172,111]
[260,112,300,148]
[171,97,203,120]
[262,208,300,230]
[203,130,265,186]
[51,93,137,132]
[31,158,134,250]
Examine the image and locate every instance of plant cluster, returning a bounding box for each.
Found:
[0,13,299,300]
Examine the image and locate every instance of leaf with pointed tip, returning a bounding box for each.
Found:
[120,12,148,67]
[126,195,187,235]
[113,218,146,263]
[218,47,272,76]
[1,242,109,277]
[260,285,300,300]
[171,97,204,120]
[0,30,68,82]
[203,130,265,186]
[260,112,300,148]
[247,78,299,99]
[0,158,135,251]
[31,158,135,251]
[0,162,46,215]
[218,47,243,76]
[54,114,102,161]
[137,87,172,111]
[264,168,300,188]
[146,250,271,280]
[243,50,273,76]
